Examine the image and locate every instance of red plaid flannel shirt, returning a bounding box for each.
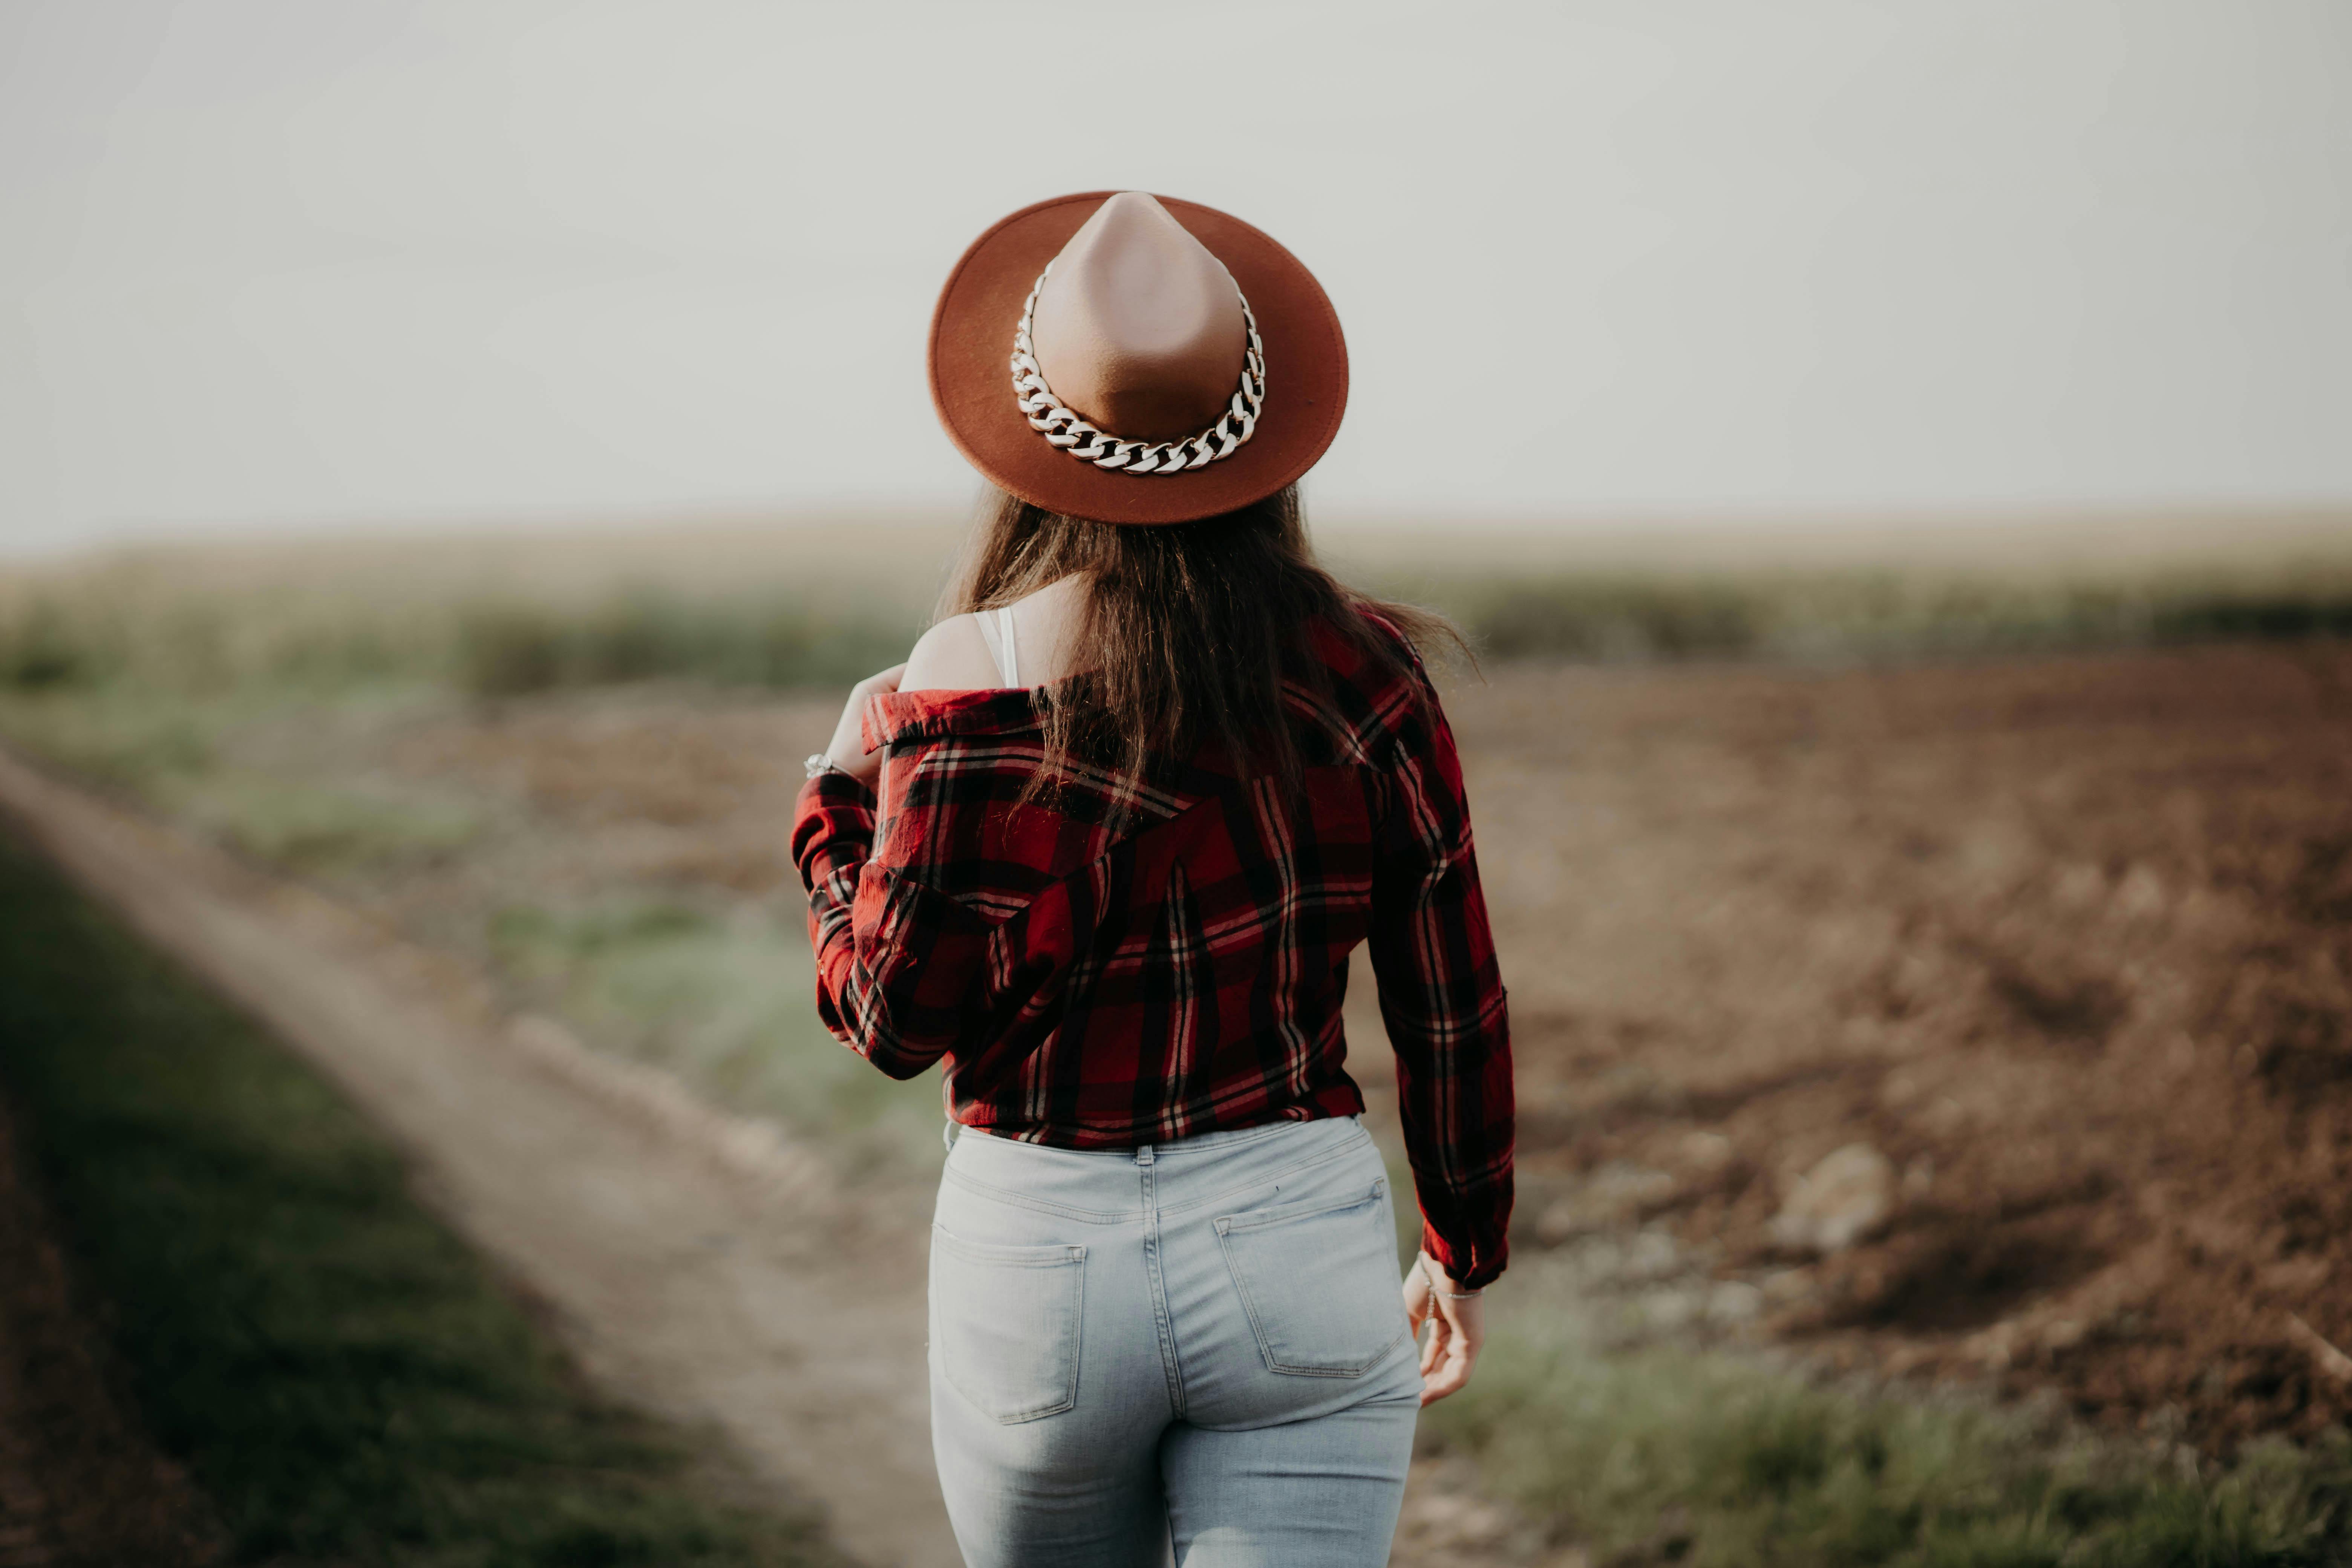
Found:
[790,618,1514,1287]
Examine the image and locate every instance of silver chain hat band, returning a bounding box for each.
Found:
[1011,262,1266,475]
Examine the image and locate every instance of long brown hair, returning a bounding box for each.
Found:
[943,484,1462,790]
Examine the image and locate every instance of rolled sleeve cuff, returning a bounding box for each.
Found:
[1420,1213,1510,1292]
[792,769,877,871]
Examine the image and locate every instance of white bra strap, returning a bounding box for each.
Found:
[995,605,1021,688]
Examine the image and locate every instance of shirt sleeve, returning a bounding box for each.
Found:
[790,760,992,1081]
[1367,679,1516,1289]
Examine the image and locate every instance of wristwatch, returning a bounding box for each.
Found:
[804,752,845,781]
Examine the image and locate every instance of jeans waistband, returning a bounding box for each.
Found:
[952,1115,1327,1158]
[941,1114,1376,1224]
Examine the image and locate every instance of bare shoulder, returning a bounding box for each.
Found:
[900,612,1004,693]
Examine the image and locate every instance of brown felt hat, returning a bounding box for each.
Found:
[928,191,1348,526]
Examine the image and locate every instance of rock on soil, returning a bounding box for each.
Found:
[1771,1143,1896,1254]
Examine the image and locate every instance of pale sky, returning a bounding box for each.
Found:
[5,1,2349,556]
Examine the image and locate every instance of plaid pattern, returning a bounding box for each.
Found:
[790,619,1514,1288]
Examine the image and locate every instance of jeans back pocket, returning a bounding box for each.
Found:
[1215,1179,1410,1378]
[931,1225,1086,1423]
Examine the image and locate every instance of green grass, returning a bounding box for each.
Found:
[0,830,844,1567]
[0,681,487,877]
[0,580,920,706]
[0,681,234,787]
[1422,1306,2352,1566]
[487,900,943,1176]
[165,772,482,874]
[1365,565,2352,665]
[455,593,916,698]
[10,557,2351,721]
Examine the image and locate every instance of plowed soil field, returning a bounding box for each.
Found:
[1456,642,2352,1447]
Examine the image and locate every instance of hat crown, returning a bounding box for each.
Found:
[1027,192,1248,443]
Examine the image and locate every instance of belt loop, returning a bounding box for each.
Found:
[1134,1143,1155,1167]
[942,1118,960,1152]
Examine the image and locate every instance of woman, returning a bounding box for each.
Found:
[792,192,1513,1567]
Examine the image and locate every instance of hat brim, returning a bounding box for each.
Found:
[928,192,1348,526]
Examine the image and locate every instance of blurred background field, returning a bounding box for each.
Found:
[8,511,2352,816]
[10,2,2352,1560]
[2,510,2348,1190]
[5,511,2352,1563]
[9,510,2352,706]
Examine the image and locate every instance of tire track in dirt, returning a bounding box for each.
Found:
[0,746,960,1568]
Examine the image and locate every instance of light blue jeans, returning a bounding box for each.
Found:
[929,1115,1423,1567]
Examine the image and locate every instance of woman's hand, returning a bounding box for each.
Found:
[822,665,906,786]
[1403,1251,1486,1406]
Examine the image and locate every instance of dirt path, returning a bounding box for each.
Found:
[0,746,961,1568]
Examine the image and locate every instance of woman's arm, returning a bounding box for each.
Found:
[793,663,992,1078]
[1367,686,1516,1294]
[818,664,905,786]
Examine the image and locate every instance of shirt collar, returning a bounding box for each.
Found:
[862,686,1041,752]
